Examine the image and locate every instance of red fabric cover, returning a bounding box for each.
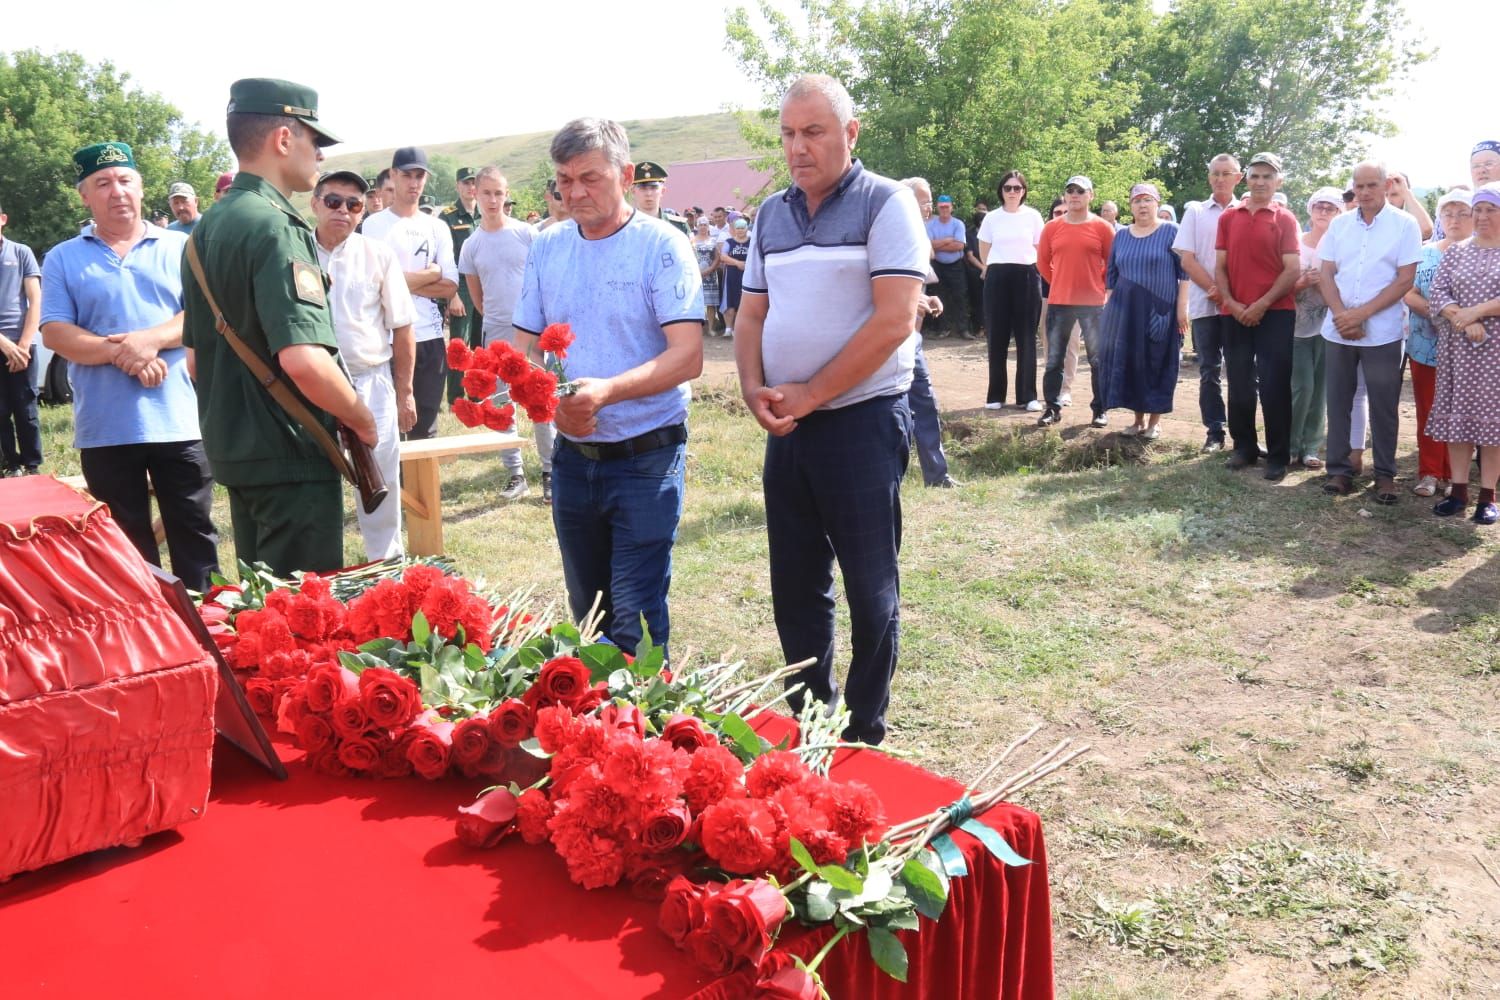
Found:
[0,660,217,880]
[0,476,209,704]
[0,730,1053,999]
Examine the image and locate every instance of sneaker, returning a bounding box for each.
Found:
[1,466,19,479]
[1201,435,1225,454]
[984,402,1004,410]
[1037,407,1061,427]
[541,472,553,505]
[1434,496,1467,517]
[1090,413,1108,428]
[1024,400,1044,412]
[1142,426,1161,441]
[933,475,961,489]
[499,474,529,501]
[1059,393,1073,407]
[1475,502,1499,525]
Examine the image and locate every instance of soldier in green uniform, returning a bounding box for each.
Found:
[181,78,376,576]
[439,166,481,404]
[630,160,690,235]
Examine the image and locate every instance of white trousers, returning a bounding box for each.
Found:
[352,366,403,560]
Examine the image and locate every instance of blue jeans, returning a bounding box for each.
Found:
[764,394,911,745]
[551,437,686,654]
[1192,315,1228,438]
[906,340,949,485]
[1042,305,1103,414]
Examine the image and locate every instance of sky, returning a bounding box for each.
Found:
[5,0,1478,191]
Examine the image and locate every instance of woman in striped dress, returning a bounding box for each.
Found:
[1098,183,1189,438]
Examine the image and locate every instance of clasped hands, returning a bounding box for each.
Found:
[1447,305,1488,344]
[0,338,30,374]
[107,331,168,386]
[745,382,819,437]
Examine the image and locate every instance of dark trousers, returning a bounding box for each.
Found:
[1224,310,1294,466]
[1043,305,1103,414]
[1192,315,1229,438]
[765,394,911,745]
[80,440,219,591]
[965,263,985,336]
[0,351,42,469]
[931,259,969,334]
[227,478,344,577]
[983,264,1041,405]
[407,338,446,440]
[907,341,949,485]
[1325,339,1403,480]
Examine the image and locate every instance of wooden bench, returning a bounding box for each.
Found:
[398,431,525,556]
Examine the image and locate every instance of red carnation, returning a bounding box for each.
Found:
[684,744,747,814]
[480,400,516,432]
[817,780,888,846]
[455,787,519,849]
[358,667,422,729]
[525,395,558,424]
[746,751,811,799]
[487,698,534,749]
[461,367,499,400]
[452,396,485,428]
[538,322,575,357]
[494,343,530,383]
[699,798,782,875]
[516,787,553,844]
[402,565,443,603]
[468,344,500,374]
[446,337,473,370]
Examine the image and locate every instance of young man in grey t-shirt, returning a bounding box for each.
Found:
[0,201,43,475]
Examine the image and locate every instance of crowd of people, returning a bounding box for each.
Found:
[1,71,1496,745]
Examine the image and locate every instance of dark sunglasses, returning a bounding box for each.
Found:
[1065,186,1086,194]
[1002,184,1025,193]
[321,194,364,212]
[550,189,562,202]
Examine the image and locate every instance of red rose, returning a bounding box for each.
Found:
[451,715,493,767]
[296,713,336,753]
[358,667,422,729]
[754,964,821,1000]
[536,656,591,707]
[306,663,358,714]
[662,713,717,753]
[243,677,277,716]
[704,879,789,965]
[658,875,707,946]
[406,721,455,779]
[446,337,473,370]
[537,322,575,357]
[626,851,695,901]
[274,682,309,733]
[330,698,370,738]
[461,367,499,399]
[700,798,781,874]
[641,801,692,853]
[377,729,417,779]
[307,747,353,778]
[337,734,383,772]
[487,698,534,749]
[599,701,646,739]
[687,927,737,975]
[455,787,519,849]
[516,787,553,844]
[452,397,485,428]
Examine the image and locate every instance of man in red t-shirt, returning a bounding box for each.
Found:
[1214,152,1302,479]
[1036,175,1115,427]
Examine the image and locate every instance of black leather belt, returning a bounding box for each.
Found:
[560,423,687,462]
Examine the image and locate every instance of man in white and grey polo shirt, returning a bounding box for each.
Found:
[734,74,928,747]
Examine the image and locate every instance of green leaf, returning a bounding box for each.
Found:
[358,637,399,655]
[518,737,550,759]
[550,622,582,647]
[337,651,368,674]
[411,610,431,645]
[579,643,626,683]
[719,712,767,763]
[418,661,441,704]
[818,864,864,894]
[634,615,655,660]
[463,643,486,672]
[633,644,666,679]
[517,646,546,671]
[901,857,950,921]
[800,890,837,923]
[867,927,909,983]
[789,838,819,876]
[885,909,920,932]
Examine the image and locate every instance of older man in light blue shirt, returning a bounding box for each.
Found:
[1317,160,1422,501]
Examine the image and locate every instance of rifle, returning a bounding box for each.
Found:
[184,236,389,515]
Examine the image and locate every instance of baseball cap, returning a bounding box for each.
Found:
[215,172,235,194]
[227,78,340,146]
[392,146,429,172]
[167,182,196,200]
[318,170,369,193]
[1306,186,1344,211]
[936,194,954,204]
[1247,152,1283,173]
[1065,175,1093,191]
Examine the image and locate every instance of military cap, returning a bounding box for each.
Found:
[227,78,341,146]
[455,166,476,183]
[73,142,137,182]
[633,160,669,185]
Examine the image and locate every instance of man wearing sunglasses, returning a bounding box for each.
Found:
[537,177,570,231]
[312,169,417,559]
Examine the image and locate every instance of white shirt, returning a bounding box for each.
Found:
[458,220,536,344]
[359,208,458,342]
[315,232,417,373]
[1172,193,1237,319]
[977,206,1044,266]
[1317,203,1422,347]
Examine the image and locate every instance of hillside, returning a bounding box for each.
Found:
[322,112,755,186]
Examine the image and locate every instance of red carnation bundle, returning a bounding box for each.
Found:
[445,324,573,429]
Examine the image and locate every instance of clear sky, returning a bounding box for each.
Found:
[6,0,1474,190]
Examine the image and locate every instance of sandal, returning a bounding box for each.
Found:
[1373,477,1399,506]
[1412,476,1438,497]
[1323,475,1354,496]
[1302,455,1324,470]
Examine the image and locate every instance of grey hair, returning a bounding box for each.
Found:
[475,165,508,187]
[899,177,932,197]
[1208,153,1241,171]
[1351,160,1388,181]
[781,74,855,127]
[550,118,631,171]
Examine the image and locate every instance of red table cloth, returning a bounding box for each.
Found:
[0,727,1052,998]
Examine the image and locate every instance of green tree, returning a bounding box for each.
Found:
[1136,0,1427,207]
[726,0,1161,212]
[0,49,230,253]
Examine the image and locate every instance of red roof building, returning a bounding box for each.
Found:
[661,157,776,213]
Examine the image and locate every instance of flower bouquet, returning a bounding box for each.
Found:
[446,322,576,431]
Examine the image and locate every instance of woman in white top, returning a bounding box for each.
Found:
[978,171,1046,410]
[1289,187,1341,469]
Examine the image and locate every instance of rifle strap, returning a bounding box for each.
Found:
[184,235,357,487]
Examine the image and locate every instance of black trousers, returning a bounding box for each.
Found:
[983,264,1042,405]
[0,351,42,469]
[80,440,219,591]
[1225,310,1295,467]
[407,338,446,440]
[931,259,969,333]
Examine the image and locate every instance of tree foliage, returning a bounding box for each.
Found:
[0,50,231,253]
[725,0,1424,213]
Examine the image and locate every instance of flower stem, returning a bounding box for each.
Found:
[805,925,852,975]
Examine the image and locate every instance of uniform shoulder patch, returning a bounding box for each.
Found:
[292,259,326,306]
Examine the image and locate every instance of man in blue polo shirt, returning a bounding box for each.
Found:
[926,193,970,337]
[513,118,704,655]
[734,74,928,746]
[41,142,218,590]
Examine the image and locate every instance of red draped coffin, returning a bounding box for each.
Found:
[0,476,218,880]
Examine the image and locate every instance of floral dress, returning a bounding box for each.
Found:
[1426,242,1500,446]
[692,238,720,306]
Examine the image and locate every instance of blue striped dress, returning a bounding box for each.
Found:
[1098,223,1186,414]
